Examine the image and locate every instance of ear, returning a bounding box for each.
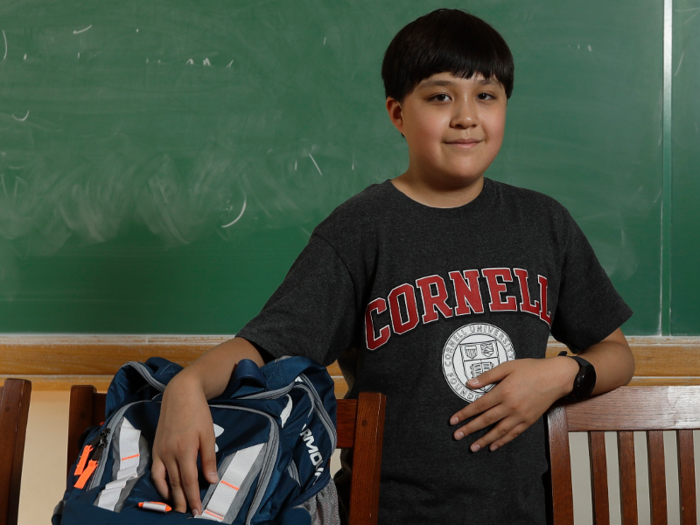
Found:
[386,97,405,135]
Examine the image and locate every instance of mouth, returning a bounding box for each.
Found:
[445,138,482,148]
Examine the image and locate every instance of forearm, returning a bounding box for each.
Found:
[576,329,635,395]
[169,337,265,400]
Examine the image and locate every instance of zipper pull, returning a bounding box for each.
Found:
[73,427,110,485]
[73,445,94,476]
[74,427,110,476]
[73,460,99,489]
[85,427,110,449]
[91,431,110,463]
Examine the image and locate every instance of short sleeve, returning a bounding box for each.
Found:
[550,212,633,352]
[236,234,358,366]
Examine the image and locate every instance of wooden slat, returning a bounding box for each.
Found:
[336,399,358,449]
[676,430,697,525]
[66,385,97,474]
[6,373,700,391]
[646,431,667,525]
[5,373,700,391]
[565,386,700,431]
[1,336,699,390]
[547,406,574,525]
[0,379,32,525]
[628,376,700,386]
[617,431,638,525]
[588,431,610,524]
[348,392,385,525]
[0,335,228,375]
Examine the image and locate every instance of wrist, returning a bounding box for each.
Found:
[555,355,581,398]
[558,352,598,400]
[164,368,209,401]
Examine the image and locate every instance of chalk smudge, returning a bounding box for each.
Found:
[308,153,323,176]
[13,111,29,122]
[221,196,247,228]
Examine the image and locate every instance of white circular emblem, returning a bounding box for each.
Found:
[442,323,516,402]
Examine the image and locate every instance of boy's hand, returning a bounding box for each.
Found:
[449,357,578,452]
[152,375,220,515]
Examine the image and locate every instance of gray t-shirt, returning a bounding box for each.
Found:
[238,177,632,525]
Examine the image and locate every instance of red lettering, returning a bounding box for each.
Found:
[416,275,453,323]
[448,270,484,315]
[538,275,552,325]
[388,283,420,335]
[482,268,518,312]
[365,298,391,351]
[513,268,540,316]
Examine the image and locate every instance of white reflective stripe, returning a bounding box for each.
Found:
[198,443,264,522]
[280,395,293,428]
[96,419,142,511]
[96,479,127,510]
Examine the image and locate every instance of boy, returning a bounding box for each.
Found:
[152,9,634,524]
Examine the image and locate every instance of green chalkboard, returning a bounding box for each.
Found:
[672,0,700,335]
[0,0,694,335]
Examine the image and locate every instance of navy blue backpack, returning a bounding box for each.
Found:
[53,356,340,525]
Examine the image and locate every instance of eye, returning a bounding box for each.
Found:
[477,93,495,101]
[429,93,451,102]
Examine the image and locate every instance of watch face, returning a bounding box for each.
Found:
[575,359,597,398]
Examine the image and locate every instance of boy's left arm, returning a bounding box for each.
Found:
[449,328,635,452]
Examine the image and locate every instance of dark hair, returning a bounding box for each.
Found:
[381,9,514,102]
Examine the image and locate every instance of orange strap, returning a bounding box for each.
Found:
[74,459,98,489]
[74,445,94,476]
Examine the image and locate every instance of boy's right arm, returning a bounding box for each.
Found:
[151,337,266,516]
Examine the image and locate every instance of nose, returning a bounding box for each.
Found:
[451,98,477,129]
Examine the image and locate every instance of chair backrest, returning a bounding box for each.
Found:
[0,379,32,525]
[67,386,386,525]
[547,385,699,525]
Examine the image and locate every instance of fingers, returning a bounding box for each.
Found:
[164,459,189,514]
[465,360,512,390]
[450,391,499,427]
[452,403,508,443]
[200,434,220,485]
[151,456,172,502]
[178,455,204,516]
[150,448,203,515]
[449,361,512,426]
[471,420,530,452]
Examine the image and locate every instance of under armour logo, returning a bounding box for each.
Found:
[214,423,224,453]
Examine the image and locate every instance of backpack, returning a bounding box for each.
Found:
[53,356,340,525]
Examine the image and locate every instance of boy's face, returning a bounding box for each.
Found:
[387,72,507,189]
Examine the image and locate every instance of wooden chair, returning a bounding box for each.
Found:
[68,386,386,525]
[547,385,699,525]
[0,379,32,525]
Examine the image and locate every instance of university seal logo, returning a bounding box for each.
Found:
[442,323,516,402]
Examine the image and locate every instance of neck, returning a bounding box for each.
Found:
[391,171,485,209]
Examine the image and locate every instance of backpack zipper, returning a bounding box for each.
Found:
[88,399,152,490]
[86,362,166,490]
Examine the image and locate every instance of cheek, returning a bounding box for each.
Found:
[413,116,447,145]
[486,115,507,148]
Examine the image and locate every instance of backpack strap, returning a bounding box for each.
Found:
[198,443,267,523]
[216,359,268,400]
[95,418,148,512]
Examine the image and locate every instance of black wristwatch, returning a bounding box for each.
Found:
[558,351,597,400]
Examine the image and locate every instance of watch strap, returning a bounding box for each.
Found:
[558,351,597,400]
